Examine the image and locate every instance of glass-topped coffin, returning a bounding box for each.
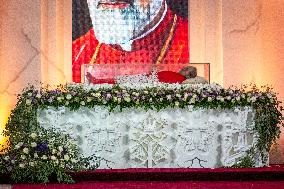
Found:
[81,63,210,84]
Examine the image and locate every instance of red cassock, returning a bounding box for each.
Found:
[72,7,189,83]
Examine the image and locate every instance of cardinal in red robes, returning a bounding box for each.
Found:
[72,0,189,83]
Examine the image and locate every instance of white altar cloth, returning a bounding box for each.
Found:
[37,106,266,169]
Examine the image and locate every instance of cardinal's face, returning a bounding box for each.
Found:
[87,0,164,46]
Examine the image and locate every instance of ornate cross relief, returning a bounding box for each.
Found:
[126,110,173,168]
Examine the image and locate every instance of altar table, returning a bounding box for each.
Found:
[37,106,266,169]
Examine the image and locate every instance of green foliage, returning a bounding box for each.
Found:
[0,86,94,183]
[230,149,256,168]
[0,83,283,183]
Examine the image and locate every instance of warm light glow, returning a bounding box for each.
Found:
[0,97,11,151]
[41,0,72,86]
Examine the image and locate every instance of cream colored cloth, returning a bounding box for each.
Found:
[182,76,208,84]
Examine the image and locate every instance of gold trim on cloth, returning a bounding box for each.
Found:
[89,43,102,65]
[155,14,177,64]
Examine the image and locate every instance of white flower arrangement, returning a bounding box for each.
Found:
[0,128,93,183]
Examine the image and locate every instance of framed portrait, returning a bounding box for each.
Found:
[72,0,189,82]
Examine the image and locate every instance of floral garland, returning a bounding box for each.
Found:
[0,83,283,183]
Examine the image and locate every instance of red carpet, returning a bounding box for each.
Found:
[12,181,284,189]
[8,165,284,189]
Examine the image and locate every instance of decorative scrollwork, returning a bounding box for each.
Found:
[38,106,265,169]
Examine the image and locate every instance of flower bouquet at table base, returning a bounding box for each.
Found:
[0,129,95,183]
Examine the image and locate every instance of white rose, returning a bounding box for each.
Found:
[65,101,69,106]
[21,155,26,160]
[176,94,182,98]
[34,153,38,158]
[183,93,189,100]
[4,156,9,161]
[66,94,72,100]
[36,93,41,98]
[29,162,35,167]
[80,101,85,106]
[251,97,257,102]
[52,149,57,154]
[236,96,241,101]
[58,146,63,152]
[60,163,65,168]
[31,142,37,147]
[51,155,57,160]
[26,99,32,105]
[124,97,131,102]
[166,95,172,100]
[208,97,213,102]
[64,155,70,161]
[220,97,225,102]
[19,163,25,168]
[30,133,37,139]
[117,98,121,103]
[226,96,231,100]
[23,148,29,154]
[189,98,196,104]
[71,158,78,163]
[87,97,93,102]
[42,155,47,160]
[267,93,273,99]
[28,92,33,97]
[94,93,101,98]
[11,160,15,164]
[175,101,180,107]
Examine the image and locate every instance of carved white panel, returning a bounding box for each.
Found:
[38,106,266,169]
